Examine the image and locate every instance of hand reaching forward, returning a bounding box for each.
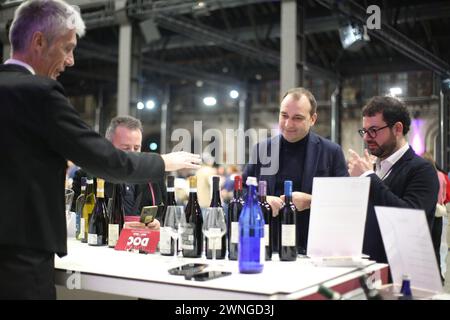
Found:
[161,151,202,171]
[347,148,373,177]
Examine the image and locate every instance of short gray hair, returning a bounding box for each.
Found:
[105,116,143,141]
[9,0,86,54]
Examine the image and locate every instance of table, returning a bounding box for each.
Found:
[55,239,389,300]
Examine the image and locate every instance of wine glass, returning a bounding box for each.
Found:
[202,207,227,261]
[64,189,74,216]
[163,205,186,257]
[64,189,76,238]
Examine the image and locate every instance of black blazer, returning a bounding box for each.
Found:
[243,132,349,251]
[363,146,439,263]
[0,64,165,256]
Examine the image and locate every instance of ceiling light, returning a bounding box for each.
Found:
[203,96,217,106]
[229,90,239,99]
[389,87,402,96]
[146,100,155,110]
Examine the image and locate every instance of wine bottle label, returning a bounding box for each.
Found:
[231,222,239,244]
[206,227,222,237]
[281,224,296,247]
[260,237,265,264]
[181,223,194,250]
[212,237,222,250]
[79,218,85,240]
[108,224,119,247]
[159,227,172,254]
[167,187,175,192]
[264,224,270,246]
[87,233,98,245]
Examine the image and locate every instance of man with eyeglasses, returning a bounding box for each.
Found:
[348,96,439,264]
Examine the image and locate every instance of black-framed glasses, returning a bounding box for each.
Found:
[358,125,390,138]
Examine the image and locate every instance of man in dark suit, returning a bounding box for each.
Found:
[243,87,348,254]
[72,115,167,228]
[0,0,200,299]
[348,96,439,264]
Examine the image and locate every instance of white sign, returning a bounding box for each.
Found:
[307,177,370,258]
[375,206,443,293]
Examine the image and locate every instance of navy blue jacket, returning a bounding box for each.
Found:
[243,131,348,252]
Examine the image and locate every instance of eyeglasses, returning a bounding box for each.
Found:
[358,125,390,139]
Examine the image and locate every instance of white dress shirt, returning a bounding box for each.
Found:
[4,58,35,75]
[361,143,410,180]
[374,143,410,180]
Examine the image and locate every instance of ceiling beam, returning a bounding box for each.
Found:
[315,0,450,78]
[76,42,244,88]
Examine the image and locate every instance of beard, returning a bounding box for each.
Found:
[366,134,397,159]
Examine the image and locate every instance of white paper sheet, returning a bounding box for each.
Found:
[375,206,443,293]
[307,177,370,258]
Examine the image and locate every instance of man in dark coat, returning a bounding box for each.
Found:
[0,0,200,299]
[348,96,439,264]
[243,87,348,254]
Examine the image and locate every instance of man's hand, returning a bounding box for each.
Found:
[123,218,160,230]
[348,148,373,177]
[281,192,311,212]
[161,151,202,171]
[266,196,284,217]
[145,218,160,230]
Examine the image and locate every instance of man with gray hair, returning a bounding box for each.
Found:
[0,0,200,299]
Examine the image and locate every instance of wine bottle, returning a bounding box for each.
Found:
[258,180,272,260]
[160,175,177,256]
[279,180,297,261]
[108,183,125,248]
[80,178,96,243]
[227,175,244,260]
[75,177,87,240]
[206,176,226,259]
[88,178,108,246]
[238,176,265,273]
[181,176,203,258]
[399,274,413,300]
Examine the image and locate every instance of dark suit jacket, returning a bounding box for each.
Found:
[0,64,165,256]
[243,132,348,251]
[363,146,439,263]
[72,169,167,218]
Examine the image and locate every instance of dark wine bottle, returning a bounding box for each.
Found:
[227,175,244,260]
[258,180,272,260]
[206,176,226,259]
[88,178,108,246]
[279,180,297,261]
[160,175,177,256]
[181,176,203,258]
[238,176,265,273]
[108,183,125,248]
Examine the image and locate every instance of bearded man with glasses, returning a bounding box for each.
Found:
[347,96,439,265]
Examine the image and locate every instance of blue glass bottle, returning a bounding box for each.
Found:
[238,176,265,274]
[399,274,413,300]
